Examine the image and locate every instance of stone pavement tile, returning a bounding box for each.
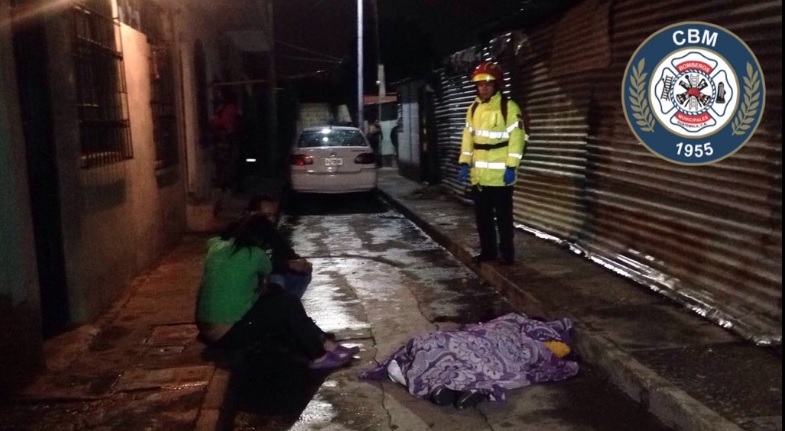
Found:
[1,234,222,431]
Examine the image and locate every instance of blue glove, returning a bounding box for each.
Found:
[458,163,469,182]
[503,167,516,185]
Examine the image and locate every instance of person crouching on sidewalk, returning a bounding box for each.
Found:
[196,213,357,370]
[243,194,312,300]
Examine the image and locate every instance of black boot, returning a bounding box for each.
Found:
[431,388,459,406]
[498,256,514,265]
[455,390,485,409]
[471,254,496,264]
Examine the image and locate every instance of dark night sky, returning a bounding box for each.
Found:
[259,0,576,99]
[271,0,537,85]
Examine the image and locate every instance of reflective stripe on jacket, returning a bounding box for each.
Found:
[458,92,526,186]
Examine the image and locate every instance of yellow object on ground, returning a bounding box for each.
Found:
[543,340,570,358]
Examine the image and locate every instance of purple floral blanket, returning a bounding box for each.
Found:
[359,313,579,402]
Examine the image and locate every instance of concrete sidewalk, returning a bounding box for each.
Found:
[375,168,781,431]
[0,171,779,431]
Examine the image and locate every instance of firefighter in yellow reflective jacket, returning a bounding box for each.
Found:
[457,61,526,265]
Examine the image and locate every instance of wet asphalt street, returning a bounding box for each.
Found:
[223,192,671,430]
[0,172,777,430]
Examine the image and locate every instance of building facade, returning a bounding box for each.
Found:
[0,0,258,393]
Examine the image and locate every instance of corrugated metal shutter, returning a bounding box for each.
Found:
[434,0,781,344]
[512,20,595,241]
[593,0,782,344]
[434,67,476,199]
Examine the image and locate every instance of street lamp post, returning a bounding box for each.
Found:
[265,0,278,175]
[357,0,363,130]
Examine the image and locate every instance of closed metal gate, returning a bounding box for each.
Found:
[433,67,475,198]
[432,0,781,344]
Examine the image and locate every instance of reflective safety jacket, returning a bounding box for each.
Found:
[459,92,526,186]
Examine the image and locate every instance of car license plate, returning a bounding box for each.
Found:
[325,157,343,166]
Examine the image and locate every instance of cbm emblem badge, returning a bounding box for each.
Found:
[622,22,765,165]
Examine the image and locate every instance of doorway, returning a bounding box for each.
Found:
[12,3,70,337]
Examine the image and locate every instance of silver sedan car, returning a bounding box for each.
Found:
[288,126,378,194]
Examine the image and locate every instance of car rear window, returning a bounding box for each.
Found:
[298,129,366,148]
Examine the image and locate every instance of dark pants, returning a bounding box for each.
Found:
[370,138,382,167]
[472,185,514,260]
[215,287,326,360]
[214,132,239,191]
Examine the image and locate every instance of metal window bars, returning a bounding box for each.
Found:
[72,0,133,169]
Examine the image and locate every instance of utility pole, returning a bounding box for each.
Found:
[374,0,383,127]
[372,0,387,163]
[357,0,363,130]
[265,0,283,176]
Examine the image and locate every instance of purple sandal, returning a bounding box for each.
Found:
[308,349,353,370]
[335,344,360,356]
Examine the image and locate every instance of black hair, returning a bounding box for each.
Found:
[223,213,278,255]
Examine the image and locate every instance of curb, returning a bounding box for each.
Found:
[575,335,744,431]
[195,366,230,431]
[195,349,247,431]
[376,186,744,431]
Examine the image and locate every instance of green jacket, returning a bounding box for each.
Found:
[459,92,526,186]
[196,237,272,324]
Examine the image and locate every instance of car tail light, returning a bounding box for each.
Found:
[354,152,376,165]
[290,154,313,166]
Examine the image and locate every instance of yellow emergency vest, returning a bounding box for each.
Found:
[458,92,526,186]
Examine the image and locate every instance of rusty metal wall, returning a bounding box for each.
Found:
[595,0,782,344]
[433,0,782,344]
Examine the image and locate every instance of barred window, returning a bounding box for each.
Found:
[150,45,178,169]
[73,0,133,169]
[119,0,179,169]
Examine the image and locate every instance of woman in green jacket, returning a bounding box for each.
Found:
[196,213,357,370]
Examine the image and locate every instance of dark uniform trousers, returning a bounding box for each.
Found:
[472,184,514,260]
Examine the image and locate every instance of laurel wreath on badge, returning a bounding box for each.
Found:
[627,58,655,132]
[731,63,761,136]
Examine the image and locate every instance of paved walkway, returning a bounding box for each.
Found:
[375,169,781,431]
[0,169,779,431]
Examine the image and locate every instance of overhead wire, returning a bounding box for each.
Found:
[274,39,343,62]
[277,54,342,64]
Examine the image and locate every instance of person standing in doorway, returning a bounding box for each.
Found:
[390,122,400,166]
[367,119,383,167]
[210,90,240,191]
[457,62,526,265]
